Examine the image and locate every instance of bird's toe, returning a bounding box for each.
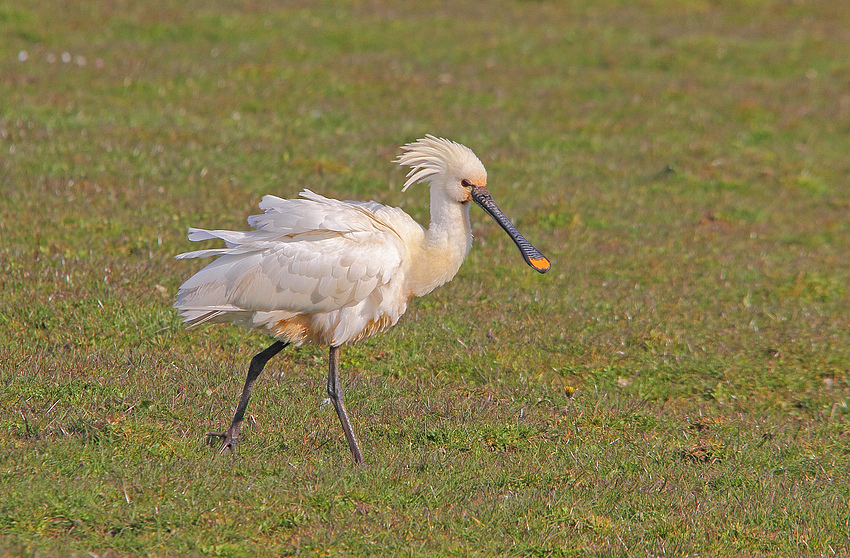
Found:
[205,430,238,454]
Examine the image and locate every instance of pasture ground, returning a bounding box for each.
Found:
[1,1,849,555]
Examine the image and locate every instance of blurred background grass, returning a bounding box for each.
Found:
[1,0,849,556]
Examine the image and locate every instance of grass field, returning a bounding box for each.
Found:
[2,0,850,555]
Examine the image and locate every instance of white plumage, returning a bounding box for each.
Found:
[176,189,417,346]
[175,135,549,464]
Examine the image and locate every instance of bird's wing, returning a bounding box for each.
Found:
[175,190,422,321]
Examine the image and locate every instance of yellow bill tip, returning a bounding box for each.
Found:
[529,256,551,273]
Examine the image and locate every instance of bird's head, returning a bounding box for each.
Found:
[395,135,550,274]
[395,135,487,203]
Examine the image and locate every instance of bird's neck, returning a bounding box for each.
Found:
[406,186,473,298]
[428,184,472,243]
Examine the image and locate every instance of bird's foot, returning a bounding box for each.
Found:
[205,426,239,455]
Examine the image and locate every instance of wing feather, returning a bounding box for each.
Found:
[175,190,422,338]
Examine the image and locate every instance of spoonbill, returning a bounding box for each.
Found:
[175,135,550,464]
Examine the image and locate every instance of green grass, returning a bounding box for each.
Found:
[2,0,850,555]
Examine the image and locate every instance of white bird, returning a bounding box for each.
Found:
[175,135,550,464]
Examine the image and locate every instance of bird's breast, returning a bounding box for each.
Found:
[405,236,470,298]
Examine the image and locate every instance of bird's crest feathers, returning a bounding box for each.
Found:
[395,135,486,192]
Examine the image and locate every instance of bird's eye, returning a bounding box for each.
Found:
[461,179,472,188]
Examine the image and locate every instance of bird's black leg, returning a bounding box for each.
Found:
[207,340,289,455]
[327,345,364,464]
